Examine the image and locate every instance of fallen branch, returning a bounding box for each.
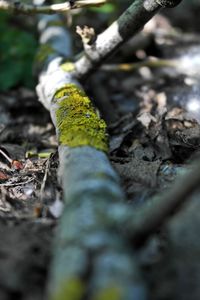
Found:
[128,157,200,247]
[74,0,182,79]
[33,0,183,299]
[36,12,147,300]
[0,0,107,14]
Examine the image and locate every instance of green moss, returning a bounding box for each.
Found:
[46,20,65,27]
[93,286,122,300]
[35,43,55,65]
[54,84,108,152]
[51,278,85,300]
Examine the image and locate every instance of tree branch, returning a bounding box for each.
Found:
[127,157,200,247]
[33,1,183,298]
[100,58,178,72]
[0,0,107,14]
[74,0,183,80]
[35,12,147,300]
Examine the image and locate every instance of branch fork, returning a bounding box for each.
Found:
[33,0,184,299]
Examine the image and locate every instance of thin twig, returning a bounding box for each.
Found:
[0,177,34,187]
[0,0,107,14]
[0,148,12,164]
[39,158,50,202]
[100,59,178,72]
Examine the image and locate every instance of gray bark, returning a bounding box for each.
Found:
[49,146,147,300]
[74,0,162,79]
[74,0,183,79]
[35,10,147,300]
[34,1,183,299]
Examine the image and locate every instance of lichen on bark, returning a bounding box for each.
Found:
[50,277,85,300]
[54,84,108,152]
[60,61,75,72]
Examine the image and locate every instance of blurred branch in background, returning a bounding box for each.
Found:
[0,0,107,14]
[73,0,183,80]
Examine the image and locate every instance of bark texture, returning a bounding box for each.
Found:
[74,0,162,79]
[35,11,147,300]
[49,146,147,300]
[34,1,184,299]
[0,0,106,14]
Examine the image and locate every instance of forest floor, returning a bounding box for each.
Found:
[0,2,200,300]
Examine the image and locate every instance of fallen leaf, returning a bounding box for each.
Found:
[11,160,24,170]
[0,171,10,181]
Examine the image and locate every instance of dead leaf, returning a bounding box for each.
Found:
[137,112,157,129]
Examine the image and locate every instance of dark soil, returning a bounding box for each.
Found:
[0,88,58,300]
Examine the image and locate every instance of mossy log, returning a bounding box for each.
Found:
[35,13,147,300]
[34,1,183,299]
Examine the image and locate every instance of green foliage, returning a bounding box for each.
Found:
[88,1,132,23]
[0,12,37,91]
[89,3,116,14]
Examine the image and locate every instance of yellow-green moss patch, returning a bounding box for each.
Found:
[93,286,122,300]
[61,61,75,72]
[54,84,108,152]
[35,43,55,66]
[51,278,85,300]
[46,20,65,27]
